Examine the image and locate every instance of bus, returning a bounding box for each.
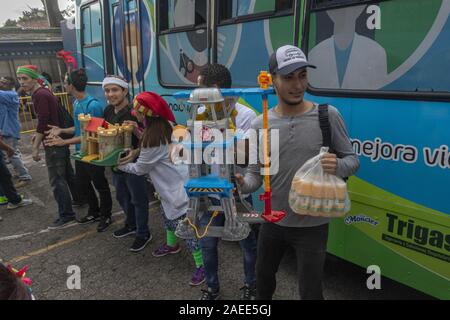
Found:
[63,0,450,299]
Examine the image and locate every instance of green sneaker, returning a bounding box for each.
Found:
[0,196,8,205]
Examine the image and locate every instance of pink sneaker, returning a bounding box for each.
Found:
[152,244,181,257]
[189,266,205,286]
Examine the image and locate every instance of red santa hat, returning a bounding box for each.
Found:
[132,92,176,124]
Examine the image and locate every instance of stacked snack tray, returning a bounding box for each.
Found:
[322,178,336,217]
[310,181,324,216]
[289,177,301,208]
[333,180,348,216]
[294,178,313,214]
[290,177,349,217]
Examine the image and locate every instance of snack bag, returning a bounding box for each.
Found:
[289,147,350,217]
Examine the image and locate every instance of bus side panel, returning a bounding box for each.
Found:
[305,95,450,300]
[305,0,450,299]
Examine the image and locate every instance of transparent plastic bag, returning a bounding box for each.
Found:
[289,147,350,218]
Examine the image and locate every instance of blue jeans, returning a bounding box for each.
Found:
[112,171,150,238]
[200,197,257,291]
[45,147,75,219]
[0,153,21,204]
[1,136,31,181]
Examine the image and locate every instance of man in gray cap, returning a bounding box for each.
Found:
[236,45,359,299]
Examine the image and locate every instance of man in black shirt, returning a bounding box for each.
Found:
[102,76,151,252]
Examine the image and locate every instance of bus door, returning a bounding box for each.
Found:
[110,0,151,95]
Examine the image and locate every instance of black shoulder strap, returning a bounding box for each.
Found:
[83,98,97,115]
[318,104,333,153]
[319,104,349,181]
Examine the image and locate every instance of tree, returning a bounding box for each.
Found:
[3,19,17,27]
[62,0,76,18]
[2,1,74,29]
[16,7,48,28]
[42,0,64,27]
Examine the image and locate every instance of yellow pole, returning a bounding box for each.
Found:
[258,71,272,192]
[262,97,270,191]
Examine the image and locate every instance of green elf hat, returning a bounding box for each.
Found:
[16,65,49,88]
[16,65,41,79]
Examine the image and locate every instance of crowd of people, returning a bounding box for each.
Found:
[0,45,359,300]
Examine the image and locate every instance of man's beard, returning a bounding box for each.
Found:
[280,95,303,106]
[113,97,126,107]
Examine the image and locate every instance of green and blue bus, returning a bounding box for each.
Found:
[64,0,450,299]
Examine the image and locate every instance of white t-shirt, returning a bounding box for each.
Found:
[233,103,256,194]
[234,102,256,134]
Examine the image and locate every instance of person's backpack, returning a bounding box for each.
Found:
[59,97,99,139]
[318,104,348,181]
[81,97,98,115]
[57,100,75,140]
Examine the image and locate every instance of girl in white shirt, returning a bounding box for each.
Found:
[118,92,205,287]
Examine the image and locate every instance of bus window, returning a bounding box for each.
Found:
[306,0,450,95]
[90,3,102,44]
[157,0,209,87]
[311,0,371,11]
[217,0,295,87]
[81,1,105,82]
[82,7,92,44]
[159,0,207,31]
[276,0,294,12]
[219,0,293,21]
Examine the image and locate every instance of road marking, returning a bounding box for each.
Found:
[0,232,35,241]
[0,210,122,242]
[4,206,161,264]
[0,200,160,243]
[10,230,99,263]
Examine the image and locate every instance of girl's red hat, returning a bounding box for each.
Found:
[133,92,176,123]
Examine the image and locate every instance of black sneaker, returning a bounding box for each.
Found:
[48,217,76,230]
[77,213,101,225]
[199,288,220,300]
[97,217,112,232]
[113,226,137,239]
[240,284,256,300]
[129,235,152,253]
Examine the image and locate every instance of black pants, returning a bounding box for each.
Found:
[256,223,329,300]
[45,146,76,219]
[75,161,112,218]
[0,153,21,204]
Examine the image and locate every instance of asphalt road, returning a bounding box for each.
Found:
[0,134,434,300]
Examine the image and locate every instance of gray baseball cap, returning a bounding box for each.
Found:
[269,45,316,75]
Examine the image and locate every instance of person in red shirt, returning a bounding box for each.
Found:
[16,65,79,229]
